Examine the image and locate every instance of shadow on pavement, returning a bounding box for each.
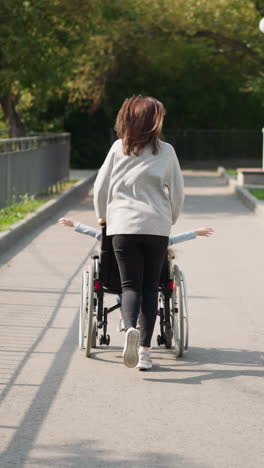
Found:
[1,439,208,467]
[0,287,79,295]
[0,314,80,467]
[0,241,98,467]
[146,346,264,384]
[0,239,98,403]
[0,192,95,268]
[89,346,124,365]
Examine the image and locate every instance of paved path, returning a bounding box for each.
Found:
[0,172,264,468]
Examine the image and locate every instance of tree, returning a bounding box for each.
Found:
[0,0,93,136]
[2,0,264,148]
[63,0,264,166]
[64,0,264,112]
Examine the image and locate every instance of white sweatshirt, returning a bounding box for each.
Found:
[94,139,184,237]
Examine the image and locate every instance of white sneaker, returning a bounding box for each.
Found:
[117,318,125,333]
[123,328,140,368]
[136,349,152,371]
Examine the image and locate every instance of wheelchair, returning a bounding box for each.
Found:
[79,225,189,358]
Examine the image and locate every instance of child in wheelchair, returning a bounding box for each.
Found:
[59,217,213,245]
[58,217,213,338]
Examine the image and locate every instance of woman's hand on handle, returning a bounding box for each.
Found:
[195,227,214,237]
[98,218,106,225]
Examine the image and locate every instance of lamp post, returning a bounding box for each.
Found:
[259,18,264,169]
[259,18,264,34]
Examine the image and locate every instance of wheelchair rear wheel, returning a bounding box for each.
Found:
[79,264,95,357]
[85,264,95,357]
[91,320,97,348]
[79,270,87,350]
[164,295,172,349]
[171,264,184,357]
[157,296,172,349]
[181,271,189,350]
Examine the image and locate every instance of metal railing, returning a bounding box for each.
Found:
[110,128,261,161]
[164,129,261,161]
[0,133,70,208]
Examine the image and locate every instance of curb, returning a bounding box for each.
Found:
[235,185,258,211]
[217,166,264,216]
[0,171,97,256]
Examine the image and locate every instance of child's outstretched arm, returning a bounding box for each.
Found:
[58,217,102,240]
[195,227,214,237]
[168,227,213,246]
[58,217,75,228]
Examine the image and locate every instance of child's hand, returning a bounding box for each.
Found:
[195,227,214,237]
[167,247,175,260]
[58,217,75,228]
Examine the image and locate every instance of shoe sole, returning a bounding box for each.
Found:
[123,329,139,368]
[137,363,152,371]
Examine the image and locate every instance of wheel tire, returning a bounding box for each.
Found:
[99,335,104,346]
[85,263,95,357]
[157,335,162,346]
[164,296,172,349]
[91,320,97,348]
[171,264,184,357]
[106,334,110,346]
[181,271,189,350]
[164,324,172,349]
[79,271,88,350]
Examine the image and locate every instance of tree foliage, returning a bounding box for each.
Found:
[1,0,264,164]
[64,0,264,114]
[0,0,94,134]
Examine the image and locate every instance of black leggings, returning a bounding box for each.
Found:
[112,234,168,347]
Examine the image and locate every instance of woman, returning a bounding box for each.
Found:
[94,95,184,370]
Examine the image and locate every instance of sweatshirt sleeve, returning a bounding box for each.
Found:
[168,231,196,246]
[75,223,102,240]
[166,147,184,225]
[93,142,116,218]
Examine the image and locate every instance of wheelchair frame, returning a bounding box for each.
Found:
[79,251,189,358]
[157,260,189,357]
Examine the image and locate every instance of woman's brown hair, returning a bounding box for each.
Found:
[114,95,166,156]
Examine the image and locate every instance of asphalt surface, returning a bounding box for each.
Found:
[0,171,264,468]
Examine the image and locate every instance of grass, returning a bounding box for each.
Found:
[226,169,237,175]
[249,189,264,201]
[0,179,79,232]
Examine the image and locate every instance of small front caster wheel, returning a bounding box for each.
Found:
[91,321,97,348]
[99,335,104,345]
[165,325,172,349]
[157,335,162,346]
[106,334,110,346]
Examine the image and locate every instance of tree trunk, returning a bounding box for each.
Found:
[0,94,26,138]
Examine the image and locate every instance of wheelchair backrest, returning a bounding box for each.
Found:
[100,224,170,292]
[100,224,122,292]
